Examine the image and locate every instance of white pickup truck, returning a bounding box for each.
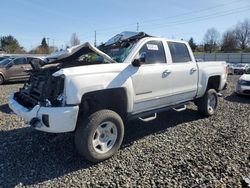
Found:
[9,32,228,162]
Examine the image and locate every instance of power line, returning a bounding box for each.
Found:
[79,0,245,36]
[139,0,244,25]
[142,6,250,30]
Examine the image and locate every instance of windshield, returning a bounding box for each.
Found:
[235,64,244,67]
[0,58,13,66]
[102,42,135,63]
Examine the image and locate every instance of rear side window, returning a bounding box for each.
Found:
[139,40,166,64]
[168,42,191,63]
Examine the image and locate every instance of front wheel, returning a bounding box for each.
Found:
[196,89,218,117]
[75,109,124,162]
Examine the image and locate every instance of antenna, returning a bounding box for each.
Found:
[94,30,97,47]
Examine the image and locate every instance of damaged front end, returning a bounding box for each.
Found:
[14,65,65,109]
[13,42,115,109]
[8,42,116,133]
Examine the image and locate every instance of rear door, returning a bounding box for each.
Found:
[167,41,198,103]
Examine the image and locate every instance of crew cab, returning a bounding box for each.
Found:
[8,32,227,162]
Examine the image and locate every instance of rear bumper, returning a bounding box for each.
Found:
[8,94,79,133]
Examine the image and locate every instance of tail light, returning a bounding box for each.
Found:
[225,65,228,79]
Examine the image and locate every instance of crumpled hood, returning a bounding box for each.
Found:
[47,42,116,65]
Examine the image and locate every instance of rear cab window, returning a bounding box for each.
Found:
[168,42,191,63]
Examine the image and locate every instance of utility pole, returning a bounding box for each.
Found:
[94,30,97,47]
[136,22,139,32]
[46,37,50,47]
[52,39,54,47]
[50,39,55,52]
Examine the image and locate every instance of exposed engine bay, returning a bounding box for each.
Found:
[14,66,64,109]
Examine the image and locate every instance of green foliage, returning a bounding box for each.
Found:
[0,35,24,53]
[36,37,49,54]
[41,38,48,48]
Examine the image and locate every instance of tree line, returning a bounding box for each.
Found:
[189,18,250,53]
[0,19,249,54]
[0,33,81,54]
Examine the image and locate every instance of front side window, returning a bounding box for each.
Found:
[168,42,191,63]
[138,40,166,64]
[14,58,26,65]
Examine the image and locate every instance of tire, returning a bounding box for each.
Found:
[196,89,218,117]
[75,109,124,162]
[0,75,4,85]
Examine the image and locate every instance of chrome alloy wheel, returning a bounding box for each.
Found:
[92,121,118,154]
[208,93,217,113]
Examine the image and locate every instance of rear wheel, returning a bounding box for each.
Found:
[0,75,4,85]
[75,109,124,162]
[196,89,218,117]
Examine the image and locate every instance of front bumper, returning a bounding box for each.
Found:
[8,94,79,133]
[236,84,250,95]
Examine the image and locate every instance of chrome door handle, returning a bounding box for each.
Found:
[190,68,197,74]
[162,70,171,78]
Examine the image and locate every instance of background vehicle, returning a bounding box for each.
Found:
[0,55,10,61]
[0,56,44,84]
[9,32,228,162]
[233,63,249,74]
[236,73,250,95]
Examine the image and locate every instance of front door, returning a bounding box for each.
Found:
[131,40,173,114]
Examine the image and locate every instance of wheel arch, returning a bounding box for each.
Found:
[0,72,5,84]
[78,87,129,121]
[206,75,221,92]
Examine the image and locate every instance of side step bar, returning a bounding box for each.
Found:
[139,113,157,122]
[128,102,189,122]
[173,105,186,112]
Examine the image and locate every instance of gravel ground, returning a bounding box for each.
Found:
[0,76,250,188]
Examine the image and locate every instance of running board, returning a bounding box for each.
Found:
[139,113,157,122]
[173,105,186,112]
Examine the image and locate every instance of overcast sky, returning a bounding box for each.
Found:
[1,0,250,51]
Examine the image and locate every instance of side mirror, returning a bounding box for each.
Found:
[132,52,146,67]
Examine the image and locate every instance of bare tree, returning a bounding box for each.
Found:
[235,19,250,50]
[70,33,80,47]
[221,29,238,52]
[203,28,220,53]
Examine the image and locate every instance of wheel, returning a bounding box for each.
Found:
[0,75,4,85]
[196,89,218,117]
[75,109,124,162]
